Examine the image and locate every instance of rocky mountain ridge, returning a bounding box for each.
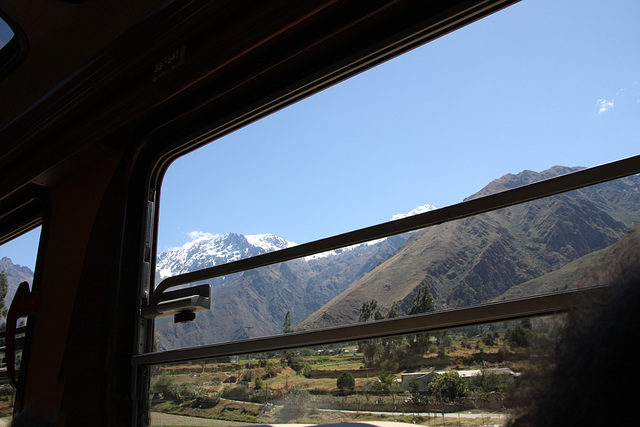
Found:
[153,207,435,349]
[298,167,640,330]
[0,257,35,305]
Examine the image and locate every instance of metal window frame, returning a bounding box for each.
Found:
[0,186,49,416]
[133,154,640,367]
[0,326,27,382]
[133,285,608,366]
[0,10,28,83]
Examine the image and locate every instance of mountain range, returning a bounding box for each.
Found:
[298,166,640,330]
[156,166,640,349]
[154,208,432,349]
[4,166,637,351]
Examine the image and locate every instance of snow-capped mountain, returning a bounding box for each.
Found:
[156,232,295,279]
[153,203,436,349]
[391,203,436,220]
[305,203,436,260]
[156,204,437,278]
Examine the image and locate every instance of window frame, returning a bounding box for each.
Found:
[132,0,527,367]
[0,185,49,414]
[0,10,28,82]
[134,156,640,367]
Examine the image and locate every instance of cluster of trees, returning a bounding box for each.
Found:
[334,368,514,409]
[357,284,452,370]
[283,310,294,334]
[503,319,536,349]
[282,351,311,378]
[406,370,515,406]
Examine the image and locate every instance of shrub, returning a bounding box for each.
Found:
[220,384,254,402]
[188,395,220,409]
[241,370,253,383]
[279,387,311,422]
[336,372,355,392]
[263,365,282,379]
[482,332,498,346]
[254,378,264,390]
[504,323,533,349]
[151,374,178,398]
[285,353,311,377]
[469,370,501,394]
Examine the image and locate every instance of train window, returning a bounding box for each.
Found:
[138,0,640,425]
[152,174,640,351]
[149,315,566,426]
[0,226,41,422]
[0,12,27,80]
[157,0,639,261]
[0,17,13,50]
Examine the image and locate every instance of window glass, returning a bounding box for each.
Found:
[148,0,639,423]
[0,226,41,421]
[0,17,14,51]
[154,0,639,349]
[150,316,562,426]
[158,0,639,258]
[154,176,640,350]
[150,274,637,427]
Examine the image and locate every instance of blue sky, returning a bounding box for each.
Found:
[157,0,639,253]
[1,0,639,269]
[0,17,13,48]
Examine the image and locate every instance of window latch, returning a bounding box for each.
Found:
[141,283,210,323]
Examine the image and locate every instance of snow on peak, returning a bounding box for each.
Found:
[245,233,297,252]
[157,203,435,278]
[181,231,221,250]
[391,203,436,221]
[156,231,295,279]
[306,203,436,261]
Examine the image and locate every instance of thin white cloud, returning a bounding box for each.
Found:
[597,98,614,114]
[187,230,215,240]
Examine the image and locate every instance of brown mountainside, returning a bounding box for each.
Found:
[298,167,640,331]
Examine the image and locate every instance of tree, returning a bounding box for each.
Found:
[434,331,453,357]
[387,301,401,319]
[336,371,355,392]
[376,371,398,392]
[382,301,403,356]
[408,284,436,355]
[427,372,467,402]
[0,271,8,331]
[283,310,294,334]
[359,337,381,368]
[482,331,499,346]
[469,370,504,394]
[358,300,383,367]
[358,300,381,322]
[377,371,402,410]
[408,283,436,315]
[285,352,310,377]
[504,321,533,349]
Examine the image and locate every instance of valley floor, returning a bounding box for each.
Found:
[150,410,507,426]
